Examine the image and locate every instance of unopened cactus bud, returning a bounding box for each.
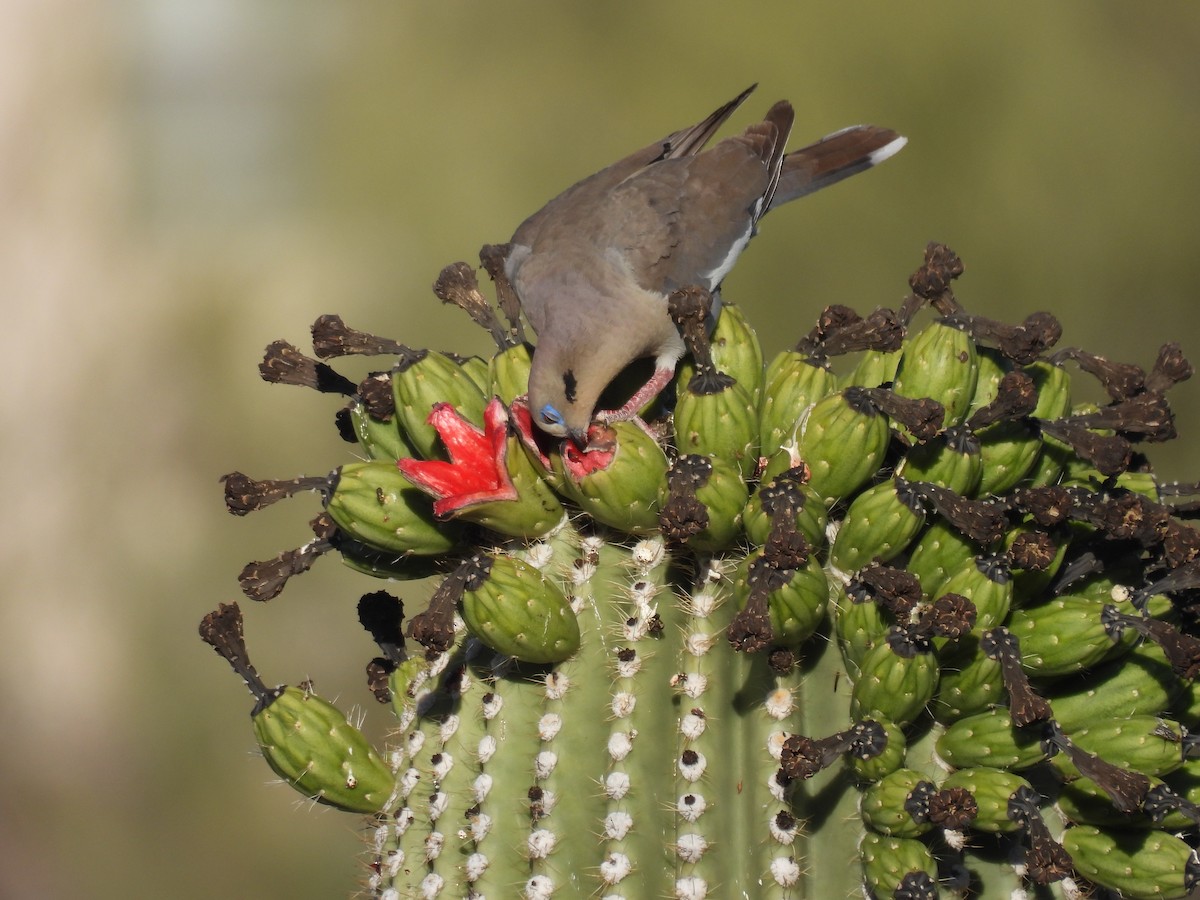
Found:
[1006,594,1124,677]
[459,552,581,664]
[326,461,459,556]
[731,549,828,649]
[1063,825,1200,900]
[550,418,668,534]
[904,519,976,599]
[935,553,1012,638]
[976,360,1071,494]
[930,645,1004,723]
[841,346,901,390]
[450,354,488,393]
[346,386,418,462]
[832,581,893,678]
[1056,774,1198,830]
[797,388,890,505]
[1050,715,1188,780]
[391,348,487,458]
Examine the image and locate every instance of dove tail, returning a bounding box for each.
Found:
[768,125,907,209]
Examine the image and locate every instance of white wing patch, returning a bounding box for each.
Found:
[701,221,753,290]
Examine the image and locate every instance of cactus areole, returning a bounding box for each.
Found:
[205,242,1200,900]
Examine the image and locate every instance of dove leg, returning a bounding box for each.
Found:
[595,365,677,422]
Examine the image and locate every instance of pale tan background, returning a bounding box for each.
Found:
[4,2,1200,897]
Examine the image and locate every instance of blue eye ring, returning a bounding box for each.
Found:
[539,404,565,427]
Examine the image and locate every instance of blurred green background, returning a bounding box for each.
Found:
[4,2,1200,897]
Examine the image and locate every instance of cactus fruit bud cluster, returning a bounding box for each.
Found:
[205,242,1200,899]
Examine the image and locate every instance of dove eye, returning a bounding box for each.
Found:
[540,404,565,427]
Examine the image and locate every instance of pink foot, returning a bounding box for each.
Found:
[596,366,676,422]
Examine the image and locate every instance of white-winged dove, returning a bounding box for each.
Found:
[506,85,906,446]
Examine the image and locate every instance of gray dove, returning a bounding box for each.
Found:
[506,85,905,447]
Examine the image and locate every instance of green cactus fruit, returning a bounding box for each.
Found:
[456,353,490,392]
[673,376,760,478]
[1057,774,1199,831]
[904,518,977,599]
[347,394,418,462]
[896,426,982,495]
[391,348,487,458]
[385,655,433,719]
[891,320,979,429]
[1047,641,1184,732]
[487,341,534,404]
[660,454,747,552]
[860,768,937,837]
[936,708,1049,770]
[550,418,668,533]
[832,582,894,678]
[859,832,938,900]
[678,301,764,403]
[732,550,828,647]
[842,346,901,390]
[335,535,445,582]
[758,350,836,459]
[965,347,1008,414]
[935,553,1012,638]
[1049,715,1188,780]
[797,388,891,505]
[459,552,581,664]
[848,718,907,782]
[829,478,926,574]
[253,685,396,814]
[326,461,459,556]
[1063,825,1200,900]
[930,641,1004,722]
[1006,594,1124,678]
[742,468,828,549]
[976,360,1072,494]
[850,630,940,727]
[938,766,1030,833]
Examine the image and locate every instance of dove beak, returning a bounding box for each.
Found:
[567,426,590,451]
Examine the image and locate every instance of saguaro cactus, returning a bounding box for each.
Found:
[205,242,1200,899]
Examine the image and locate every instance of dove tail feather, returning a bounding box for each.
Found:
[769,125,907,209]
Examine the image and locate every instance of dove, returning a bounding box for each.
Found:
[505,84,906,447]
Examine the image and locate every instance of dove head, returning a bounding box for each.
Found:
[527,342,611,449]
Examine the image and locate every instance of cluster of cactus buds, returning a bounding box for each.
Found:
[205,241,1200,899]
